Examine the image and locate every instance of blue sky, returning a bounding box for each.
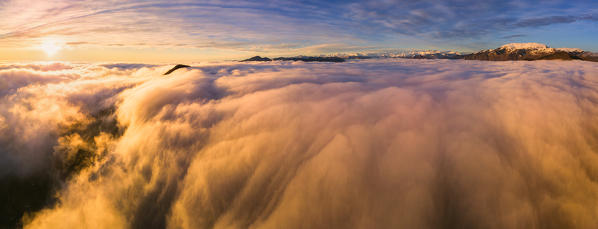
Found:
[0,0,597,62]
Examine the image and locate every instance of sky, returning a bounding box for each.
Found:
[0,0,597,63]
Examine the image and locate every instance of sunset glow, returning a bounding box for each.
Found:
[39,38,63,57]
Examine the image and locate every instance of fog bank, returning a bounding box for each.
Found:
[2,60,598,228]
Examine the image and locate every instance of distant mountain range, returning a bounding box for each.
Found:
[398,51,464,60]
[242,56,345,62]
[240,43,598,63]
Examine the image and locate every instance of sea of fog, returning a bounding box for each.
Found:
[2,59,598,228]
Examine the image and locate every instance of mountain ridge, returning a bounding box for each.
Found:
[240,43,597,63]
[463,43,593,61]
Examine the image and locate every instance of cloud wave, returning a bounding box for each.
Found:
[2,60,598,228]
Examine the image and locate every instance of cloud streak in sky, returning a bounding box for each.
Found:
[0,0,353,52]
[2,59,598,228]
[348,0,598,39]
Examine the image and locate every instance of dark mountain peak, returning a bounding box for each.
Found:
[242,56,272,62]
[163,64,190,75]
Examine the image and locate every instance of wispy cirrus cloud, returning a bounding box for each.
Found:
[514,14,598,27]
[0,0,358,53]
[501,34,526,39]
[346,0,598,39]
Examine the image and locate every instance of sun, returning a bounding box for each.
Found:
[39,38,64,57]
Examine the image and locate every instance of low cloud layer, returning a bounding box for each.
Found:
[2,60,598,228]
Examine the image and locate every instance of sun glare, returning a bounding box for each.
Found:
[40,38,63,57]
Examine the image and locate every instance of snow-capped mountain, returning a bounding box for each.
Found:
[397,50,464,59]
[335,50,466,59]
[464,43,591,61]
